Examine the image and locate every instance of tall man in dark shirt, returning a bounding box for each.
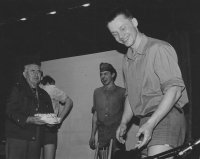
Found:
[89,63,126,159]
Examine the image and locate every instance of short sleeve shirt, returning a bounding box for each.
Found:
[42,85,68,115]
[123,34,189,116]
[92,85,126,126]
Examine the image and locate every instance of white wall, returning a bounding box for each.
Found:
[41,50,138,159]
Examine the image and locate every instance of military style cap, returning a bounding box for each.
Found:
[100,62,115,73]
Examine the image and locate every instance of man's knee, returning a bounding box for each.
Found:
[148,144,174,158]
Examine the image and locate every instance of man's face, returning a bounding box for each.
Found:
[100,71,114,86]
[108,14,138,47]
[23,64,42,86]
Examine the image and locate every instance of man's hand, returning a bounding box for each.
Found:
[116,123,127,144]
[89,136,96,150]
[26,116,46,125]
[135,122,154,149]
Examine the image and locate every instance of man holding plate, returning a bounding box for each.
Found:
[5,62,55,159]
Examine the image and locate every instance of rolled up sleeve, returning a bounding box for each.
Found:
[154,44,188,107]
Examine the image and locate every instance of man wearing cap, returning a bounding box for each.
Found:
[89,62,126,159]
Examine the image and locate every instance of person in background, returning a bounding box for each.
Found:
[106,7,189,158]
[5,63,55,159]
[40,75,73,159]
[89,63,126,159]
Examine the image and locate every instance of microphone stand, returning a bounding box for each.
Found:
[143,138,200,159]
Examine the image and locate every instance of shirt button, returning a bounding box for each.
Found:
[17,119,19,122]
[105,115,107,116]
[36,108,38,111]
[32,137,35,140]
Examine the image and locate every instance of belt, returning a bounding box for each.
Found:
[99,146,109,150]
[137,106,183,119]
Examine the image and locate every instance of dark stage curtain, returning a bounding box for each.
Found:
[166,31,192,143]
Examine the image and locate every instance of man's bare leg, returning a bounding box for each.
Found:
[148,145,173,159]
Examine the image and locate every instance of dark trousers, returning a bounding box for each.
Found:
[6,127,42,159]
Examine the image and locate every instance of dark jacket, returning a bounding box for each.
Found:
[5,78,54,141]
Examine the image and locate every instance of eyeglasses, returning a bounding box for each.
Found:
[29,70,42,75]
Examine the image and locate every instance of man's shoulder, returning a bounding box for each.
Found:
[43,85,56,91]
[94,86,104,92]
[12,82,27,93]
[115,85,126,92]
[147,36,171,49]
[115,85,125,90]
[38,86,51,97]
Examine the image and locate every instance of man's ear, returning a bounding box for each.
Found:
[132,18,138,27]
[23,71,26,78]
[112,73,115,78]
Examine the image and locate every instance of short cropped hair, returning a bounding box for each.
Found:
[23,63,41,74]
[105,6,133,26]
[41,75,55,85]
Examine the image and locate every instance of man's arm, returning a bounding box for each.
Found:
[6,86,46,127]
[89,111,98,149]
[135,86,182,149]
[116,96,133,144]
[58,97,73,122]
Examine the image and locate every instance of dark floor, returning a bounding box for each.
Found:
[0,147,5,159]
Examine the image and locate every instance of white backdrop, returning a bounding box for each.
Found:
[41,50,138,159]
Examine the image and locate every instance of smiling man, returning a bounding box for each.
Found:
[106,7,189,158]
[89,63,126,159]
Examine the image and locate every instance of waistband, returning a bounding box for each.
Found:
[99,146,109,150]
[137,106,183,119]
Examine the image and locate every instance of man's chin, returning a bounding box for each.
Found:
[125,41,134,47]
[31,81,39,86]
[123,41,132,47]
[103,82,109,86]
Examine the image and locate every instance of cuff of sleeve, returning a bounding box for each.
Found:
[161,78,185,94]
[17,115,30,128]
[91,106,96,114]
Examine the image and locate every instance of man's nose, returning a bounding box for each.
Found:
[119,32,124,40]
[34,72,40,77]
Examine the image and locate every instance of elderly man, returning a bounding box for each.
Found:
[89,63,126,159]
[5,62,55,159]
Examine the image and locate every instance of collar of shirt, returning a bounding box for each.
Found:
[102,84,116,91]
[126,34,148,60]
[43,85,56,90]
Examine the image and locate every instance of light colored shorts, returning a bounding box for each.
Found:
[139,107,186,155]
